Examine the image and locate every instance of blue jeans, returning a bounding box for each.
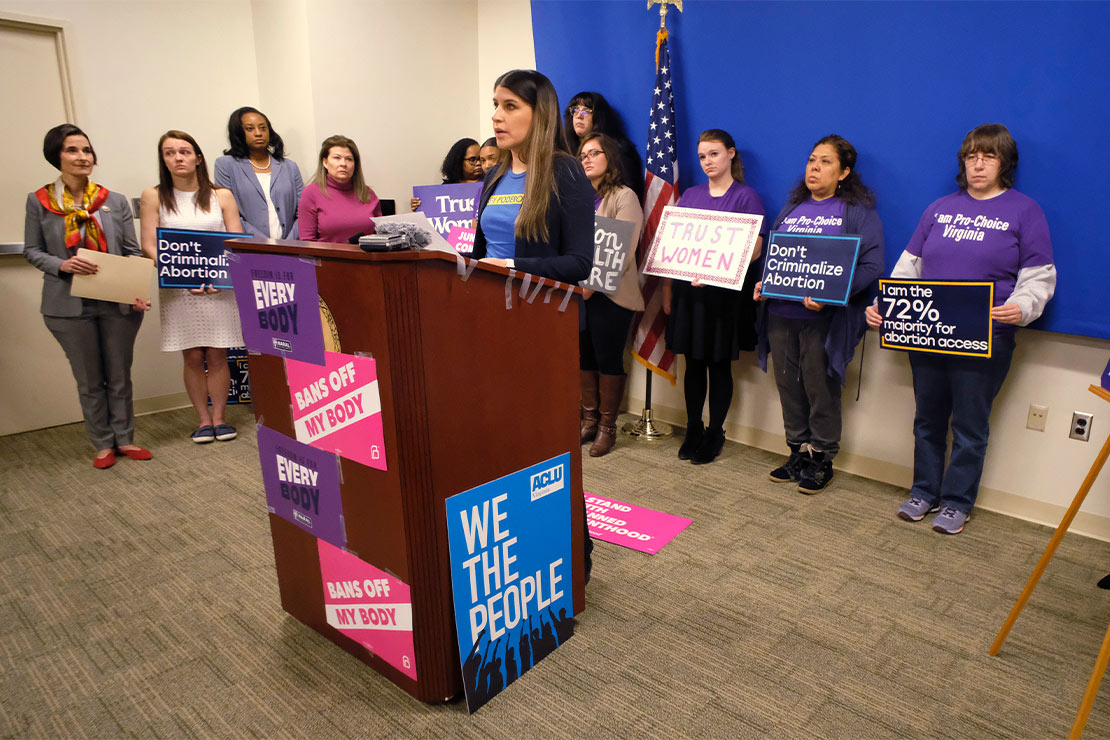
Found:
[907,336,1015,514]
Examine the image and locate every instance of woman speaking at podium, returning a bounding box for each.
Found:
[472,69,593,285]
[866,123,1055,534]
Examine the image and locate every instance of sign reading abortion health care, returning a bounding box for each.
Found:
[227,251,326,365]
[447,225,476,254]
[879,280,994,358]
[642,205,763,290]
[579,216,637,295]
[156,227,237,289]
[760,232,861,305]
[445,453,575,713]
[412,183,482,238]
[318,539,417,681]
[257,425,346,548]
[584,494,692,554]
[284,351,387,470]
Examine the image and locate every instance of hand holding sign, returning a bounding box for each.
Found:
[878,280,994,357]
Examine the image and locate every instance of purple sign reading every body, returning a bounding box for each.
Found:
[412,182,482,238]
[257,425,346,548]
[227,251,326,365]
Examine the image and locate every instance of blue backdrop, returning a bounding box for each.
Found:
[531,0,1109,340]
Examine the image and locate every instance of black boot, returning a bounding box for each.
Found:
[691,426,725,465]
[798,449,834,494]
[677,420,704,460]
[769,443,806,483]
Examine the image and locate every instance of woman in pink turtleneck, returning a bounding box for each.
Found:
[297,134,381,242]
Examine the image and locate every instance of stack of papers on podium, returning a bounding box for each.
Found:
[358,233,407,252]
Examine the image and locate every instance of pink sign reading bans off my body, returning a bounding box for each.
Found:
[584,494,692,554]
[318,539,417,681]
[285,351,387,470]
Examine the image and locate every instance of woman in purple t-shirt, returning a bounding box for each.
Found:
[664,129,765,465]
[754,135,884,494]
[865,123,1056,534]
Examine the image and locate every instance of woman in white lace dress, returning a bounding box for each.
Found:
[140,130,244,444]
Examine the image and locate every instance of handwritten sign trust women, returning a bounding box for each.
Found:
[642,206,763,289]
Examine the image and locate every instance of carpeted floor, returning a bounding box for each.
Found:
[3,406,1110,739]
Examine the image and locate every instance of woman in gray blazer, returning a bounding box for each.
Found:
[24,124,152,469]
[213,107,303,239]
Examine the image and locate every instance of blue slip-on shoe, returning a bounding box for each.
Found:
[191,426,216,444]
[897,496,941,522]
[932,506,969,535]
[214,424,238,442]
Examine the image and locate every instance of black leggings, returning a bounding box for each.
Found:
[683,358,733,431]
[579,294,634,375]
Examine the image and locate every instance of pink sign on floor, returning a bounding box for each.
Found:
[285,351,387,470]
[318,539,417,681]
[584,494,692,554]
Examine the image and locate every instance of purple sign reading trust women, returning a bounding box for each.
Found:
[258,425,346,549]
[227,251,326,365]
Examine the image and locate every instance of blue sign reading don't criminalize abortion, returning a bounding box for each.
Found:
[760,231,861,306]
[156,227,239,289]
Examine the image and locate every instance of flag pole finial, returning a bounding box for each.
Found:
[647,0,682,30]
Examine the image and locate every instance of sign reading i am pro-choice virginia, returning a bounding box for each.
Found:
[318,539,417,681]
[878,279,994,358]
[760,232,861,305]
[285,351,387,470]
[227,251,326,365]
[641,205,763,290]
[579,216,637,295]
[156,227,238,289]
[412,182,482,238]
[445,453,575,713]
[257,425,346,548]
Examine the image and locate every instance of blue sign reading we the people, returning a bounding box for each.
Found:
[760,231,862,305]
[444,453,575,713]
[156,227,239,289]
[879,280,994,358]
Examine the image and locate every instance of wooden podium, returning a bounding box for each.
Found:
[228,237,587,703]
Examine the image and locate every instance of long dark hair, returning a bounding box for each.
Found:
[223,106,286,160]
[563,91,628,153]
[578,133,624,198]
[956,123,1018,190]
[786,134,875,207]
[157,130,215,214]
[698,129,745,184]
[440,137,479,184]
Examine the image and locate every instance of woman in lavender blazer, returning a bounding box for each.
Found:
[213,106,303,239]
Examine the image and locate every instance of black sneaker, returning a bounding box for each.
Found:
[678,421,704,460]
[691,428,725,465]
[798,452,834,494]
[769,445,806,483]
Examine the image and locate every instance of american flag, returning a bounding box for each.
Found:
[631,29,679,382]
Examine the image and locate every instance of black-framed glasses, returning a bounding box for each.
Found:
[463,157,481,165]
[579,149,604,162]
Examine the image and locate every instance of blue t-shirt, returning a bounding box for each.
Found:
[480,171,526,259]
[769,196,845,320]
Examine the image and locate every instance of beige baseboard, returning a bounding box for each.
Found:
[627,396,1110,543]
[134,392,193,417]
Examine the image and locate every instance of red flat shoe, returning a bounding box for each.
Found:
[93,450,116,469]
[115,446,153,461]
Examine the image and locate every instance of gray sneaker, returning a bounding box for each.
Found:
[897,496,940,522]
[932,506,970,535]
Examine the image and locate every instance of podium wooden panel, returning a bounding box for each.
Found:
[229,238,587,702]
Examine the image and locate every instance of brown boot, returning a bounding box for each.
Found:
[590,373,626,457]
[580,370,599,444]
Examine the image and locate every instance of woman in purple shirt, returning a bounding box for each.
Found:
[866,123,1056,534]
[754,135,884,493]
[664,129,765,465]
[298,135,381,243]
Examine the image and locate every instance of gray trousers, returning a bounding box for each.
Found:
[767,312,841,458]
[44,300,143,450]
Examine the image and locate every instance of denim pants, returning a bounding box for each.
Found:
[907,335,1015,513]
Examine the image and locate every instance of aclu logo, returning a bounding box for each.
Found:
[293,510,313,528]
[530,464,565,501]
[272,337,293,352]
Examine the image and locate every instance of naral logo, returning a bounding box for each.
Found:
[293,510,313,527]
[530,464,564,501]
[272,337,293,352]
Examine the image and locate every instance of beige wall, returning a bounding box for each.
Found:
[475,0,535,142]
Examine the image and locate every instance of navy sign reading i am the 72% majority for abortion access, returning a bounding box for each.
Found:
[878,279,995,358]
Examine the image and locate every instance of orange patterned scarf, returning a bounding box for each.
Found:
[35,181,110,252]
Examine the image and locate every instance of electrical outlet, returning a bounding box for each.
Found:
[1071,412,1094,442]
[1027,404,1048,432]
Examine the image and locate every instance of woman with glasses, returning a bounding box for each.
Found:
[576,133,644,457]
[563,91,643,202]
[665,129,765,465]
[865,123,1055,534]
[410,137,482,212]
